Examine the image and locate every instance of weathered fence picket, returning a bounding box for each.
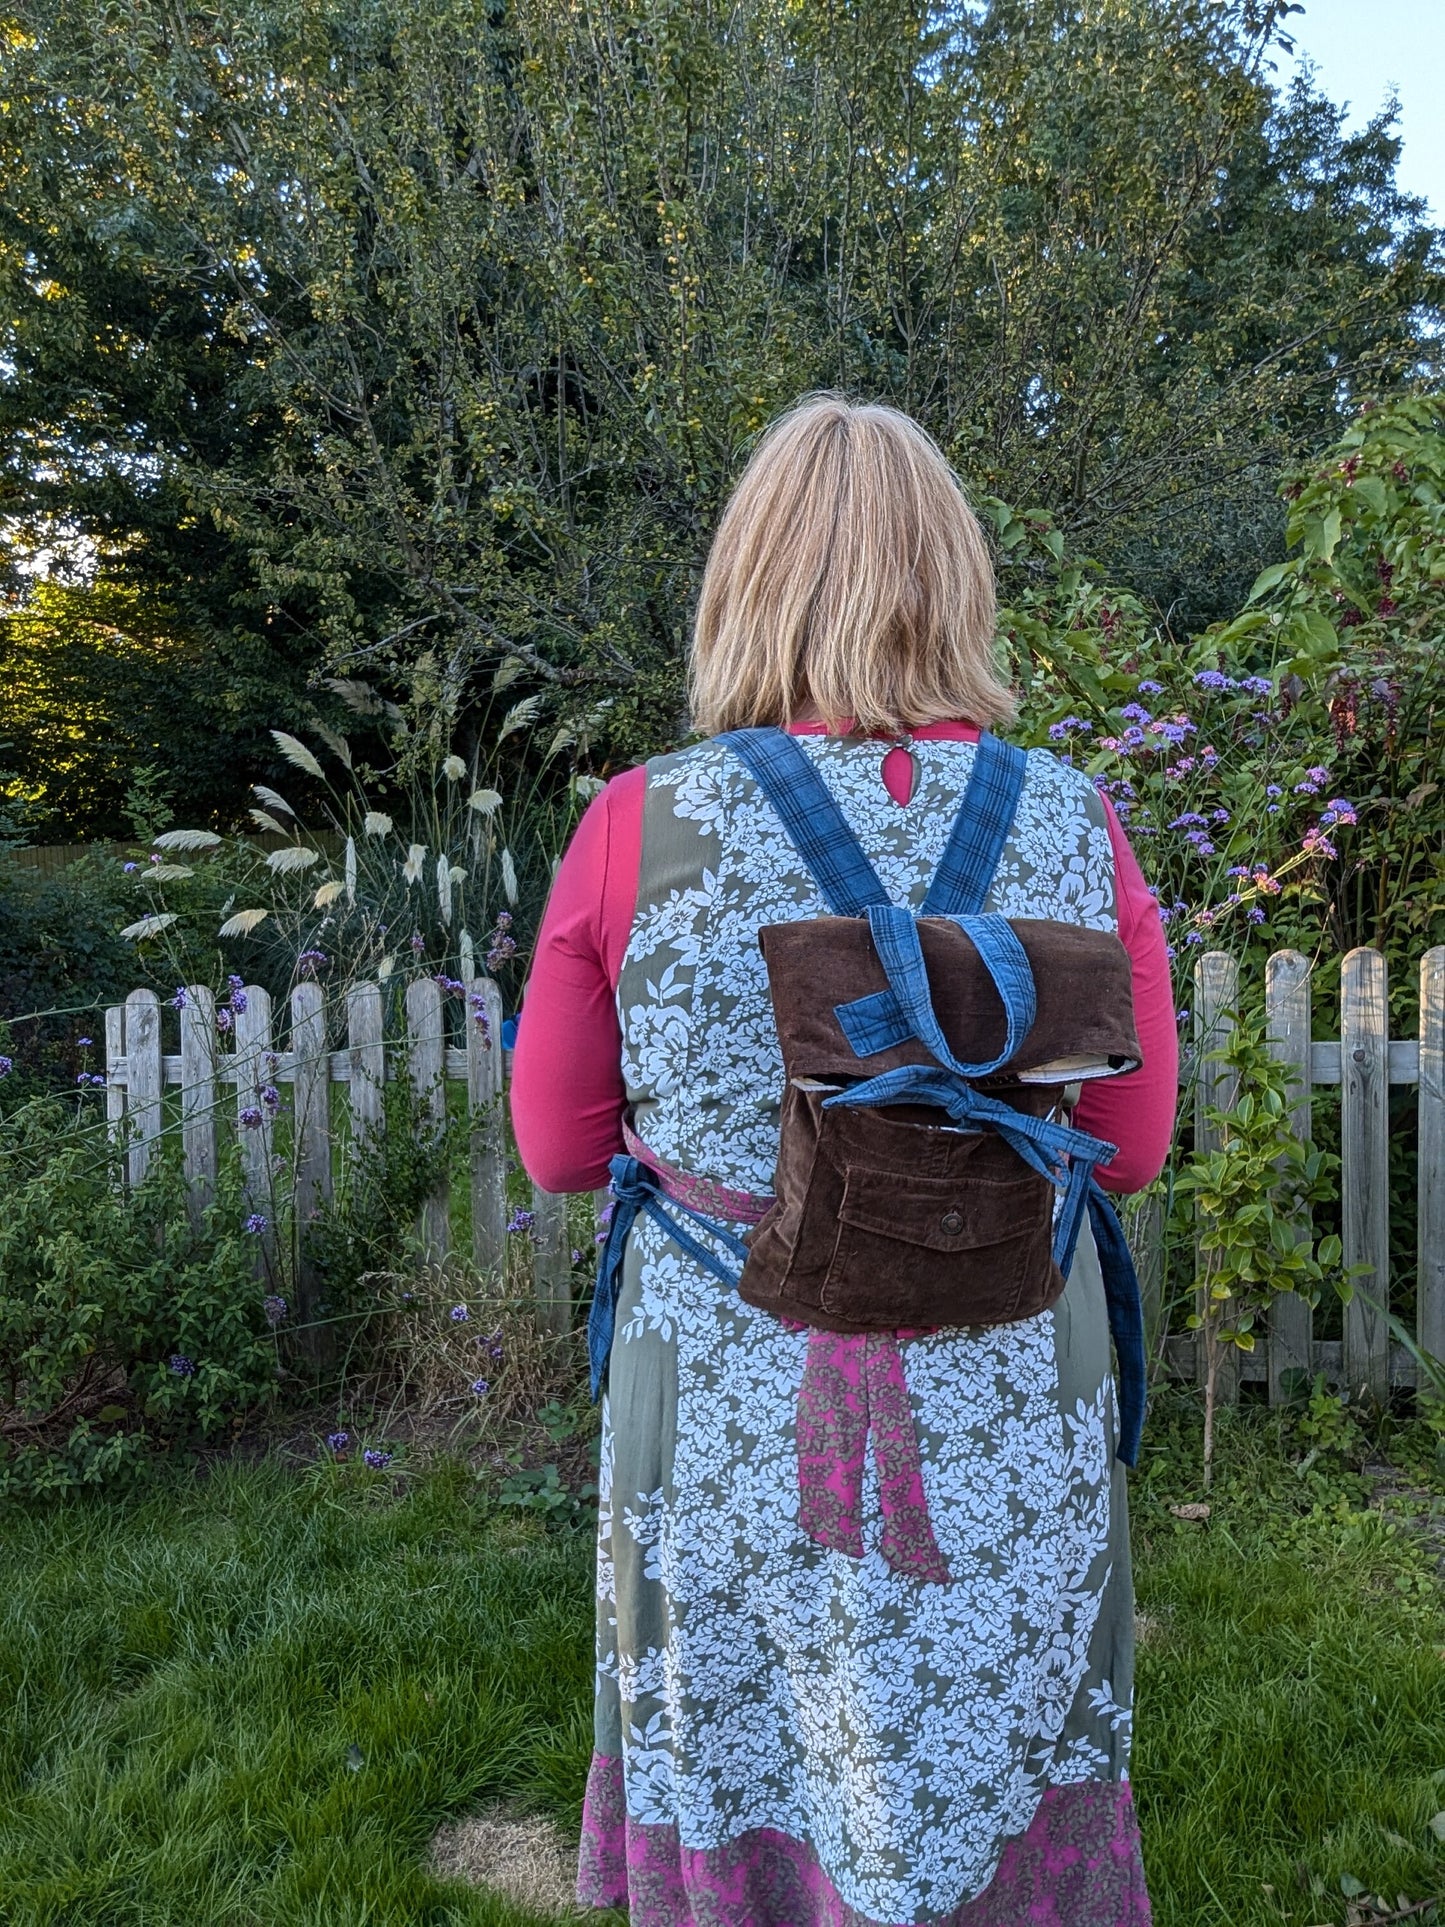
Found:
[1341,948,1392,1403]
[532,1187,572,1336]
[346,982,385,1152]
[291,981,331,1359]
[233,985,275,1212]
[1193,952,1238,1406]
[96,944,1445,1393]
[179,984,217,1225]
[405,977,449,1265]
[466,976,507,1275]
[1419,948,1445,1366]
[123,989,162,1189]
[1264,950,1312,1401]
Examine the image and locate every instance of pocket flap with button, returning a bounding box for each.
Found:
[837,1162,1047,1254]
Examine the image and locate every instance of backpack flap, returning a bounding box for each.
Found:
[758,915,1140,1089]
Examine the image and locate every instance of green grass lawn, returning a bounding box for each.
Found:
[2,1402,1443,1927]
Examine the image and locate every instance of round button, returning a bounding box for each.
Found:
[940,1209,963,1235]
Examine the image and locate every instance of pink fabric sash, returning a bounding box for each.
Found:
[625,1130,948,1584]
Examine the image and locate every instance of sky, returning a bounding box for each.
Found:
[1280,0,1445,217]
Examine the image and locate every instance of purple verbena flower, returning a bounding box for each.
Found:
[261,1085,280,1112]
[1247,907,1266,923]
[1323,797,1357,825]
[297,949,328,978]
[244,1213,269,1234]
[263,1294,288,1327]
[327,1430,350,1452]
[1119,703,1153,724]
[169,1354,196,1376]
[470,1378,490,1397]
[410,930,426,954]
[123,861,139,873]
[170,987,189,1010]
[215,1008,234,1033]
[450,1304,470,1322]
[507,1208,536,1235]
[1193,669,1235,690]
[77,1035,93,1048]
[239,1106,263,1130]
[0,1057,11,1077]
[1136,679,1163,695]
[363,1448,392,1471]
[1047,716,1088,741]
[1265,784,1282,797]
[433,974,464,993]
[229,986,248,1014]
[1241,676,1273,697]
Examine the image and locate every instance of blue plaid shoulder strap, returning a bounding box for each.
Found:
[715,726,1028,917]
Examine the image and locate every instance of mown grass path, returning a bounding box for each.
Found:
[2,1406,1443,1926]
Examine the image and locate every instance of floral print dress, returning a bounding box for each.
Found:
[576,734,1151,1927]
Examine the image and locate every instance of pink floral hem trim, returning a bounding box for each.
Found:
[577,1754,1151,1926]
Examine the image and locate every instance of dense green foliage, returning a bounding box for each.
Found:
[1,1407,1443,1924]
[2,0,1442,834]
[0,1100,276,1499]
[1002,392,1445,977]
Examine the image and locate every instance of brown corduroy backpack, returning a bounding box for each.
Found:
[714,727,1141,1334]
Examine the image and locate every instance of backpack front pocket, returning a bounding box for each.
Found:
[819,1158,1060,1329]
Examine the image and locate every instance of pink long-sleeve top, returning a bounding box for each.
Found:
[511,722,1179,1197]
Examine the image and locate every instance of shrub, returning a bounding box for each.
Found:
[0,1095,278,1500]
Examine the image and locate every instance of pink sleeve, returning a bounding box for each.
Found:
[1072,798,1179,1193]
[509,766,645,1194]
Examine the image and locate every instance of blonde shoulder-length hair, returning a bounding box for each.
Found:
[689,395,1014,736]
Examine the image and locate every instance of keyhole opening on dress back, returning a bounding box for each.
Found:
[881,738,918,806]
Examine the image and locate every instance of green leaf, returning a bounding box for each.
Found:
[1246,560,1291,602]
[1350,476,1387,518]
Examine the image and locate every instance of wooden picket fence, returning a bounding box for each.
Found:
[102,944,1445,1399]
[102,974,581,1342]
[1152,943,1445,1404]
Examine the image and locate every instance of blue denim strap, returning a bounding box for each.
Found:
[822,1066,1115,1199]
[589,1155,748,1399]
[920,733,1029,916]
[715,728,889,915]
[835,906,1038,1073]
[1086,1179,1148,1468]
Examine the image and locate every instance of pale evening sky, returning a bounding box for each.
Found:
[1280,0,1445,217]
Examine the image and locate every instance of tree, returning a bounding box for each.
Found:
[1,0,1441,831]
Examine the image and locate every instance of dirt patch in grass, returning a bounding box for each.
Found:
[430,1802,583,1917]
